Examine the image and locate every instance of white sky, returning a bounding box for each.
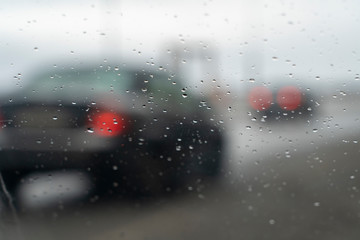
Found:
[1,0,360,92]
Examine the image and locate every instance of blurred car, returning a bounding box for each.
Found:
[0,62,224,199]
[247,82,317,121]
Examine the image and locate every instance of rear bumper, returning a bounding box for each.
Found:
[0,128,120,152]
[0,128,132,170]
[0,150,97,170]
[0,124,224,177]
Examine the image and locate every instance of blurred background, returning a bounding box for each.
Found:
[1,0,360,239]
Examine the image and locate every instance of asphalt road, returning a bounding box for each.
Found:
[2,95,360,240]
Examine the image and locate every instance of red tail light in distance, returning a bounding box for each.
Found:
[248,86,273,111]
[276,86,302,111]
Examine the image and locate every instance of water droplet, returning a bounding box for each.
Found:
[313,129,318,133]
[52,116,58,120]
[269,219,276,225]
[313,202,320,207]
[315,76,320,80]
[249,78,255,83]
[87,128,94,133]
[182,93,188,98]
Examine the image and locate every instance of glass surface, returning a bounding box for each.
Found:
[1,1,360,240]
[29,70,131,93]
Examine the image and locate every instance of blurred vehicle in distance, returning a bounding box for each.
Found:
[247,81,318,122]
[0,61,224,203]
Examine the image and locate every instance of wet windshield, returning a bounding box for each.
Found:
[1,1,360,240]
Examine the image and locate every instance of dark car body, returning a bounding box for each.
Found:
[0,63,223,198]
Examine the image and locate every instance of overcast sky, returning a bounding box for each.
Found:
[1,0,360,92]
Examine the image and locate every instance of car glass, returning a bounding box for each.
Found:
[26,69,133,95]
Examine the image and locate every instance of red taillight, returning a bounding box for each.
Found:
[248,86,273,111]
[276,86,302,111]
[88,111,126,137]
